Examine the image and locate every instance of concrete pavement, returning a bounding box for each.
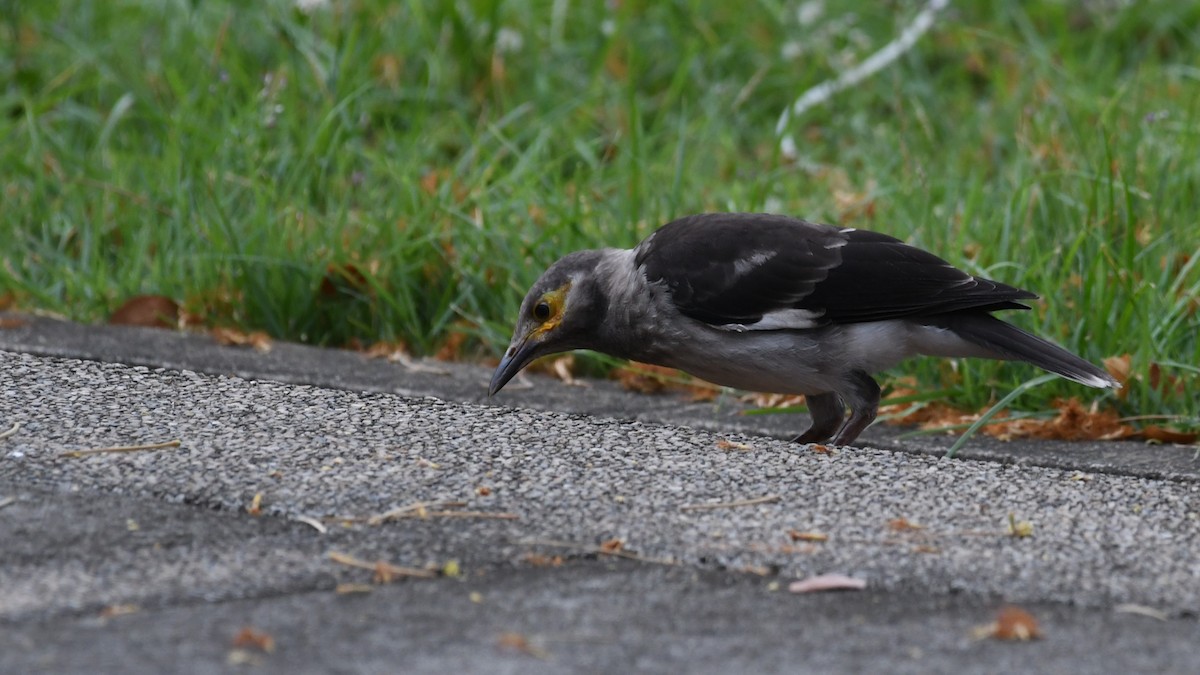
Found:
[1,314,1197,673]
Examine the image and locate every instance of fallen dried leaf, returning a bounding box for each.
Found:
[496,632,549,658]
[99,603,140,618]
[1103,354,1132,394]
[887,518,925,532]
[788,573,867,593]
[552,355,589,386]
[433,321,474,361]
[787,530,828,542]
[1141,425,1198,445]
[974,605,1042,641]
[318,263,372,300]
[247,492,263,516]
[109,295,180,329]
[232,626,276,653]
[612,362,720,401]
[521,553,565,567]
[598,538,625,554]
[745,392,807,409]
[211,326,272,352]
[360,340,409,360]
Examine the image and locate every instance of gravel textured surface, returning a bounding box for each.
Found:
[3,342,1199,673]
[3,350,1198,621]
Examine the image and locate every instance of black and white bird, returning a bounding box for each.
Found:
[489,213,1118,445]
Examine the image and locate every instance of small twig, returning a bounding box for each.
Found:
[327,551,436,578]
[0,496,15,510]
[680,494,781,512]
[61,439,182,458]
[1114,603,1169,622]
[364,500,467,525]
[386,509,519,521]
[0,422,19,440]
[293,515,328,534]
[522,538,679,566]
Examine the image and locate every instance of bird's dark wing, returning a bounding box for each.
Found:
[634,213,1036,327]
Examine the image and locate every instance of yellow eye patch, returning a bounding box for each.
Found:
[529,283,570,336]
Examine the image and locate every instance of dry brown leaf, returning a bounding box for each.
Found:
[247,492,263,516]
[211,327,272,352]
[598,538,625,554]
[359,340,409,360]
[1148,362,1187,397]
[614,362,674,394]
[98,603,140,618]
[232,626,276,653]
[787,530,828,542]
[434,322,472,361]
[612,362,720,401]
[1141,425,1198,445]
[521,553,565,567]
[109,295,181,329]
[1103,354,1132,394]
[745,392,807,409]
[788,573,867,593]
[550,354,581,385]
[887,518,925,532]
[990,605,1043,641]
[318,263,372,300]
[496,632,548,658]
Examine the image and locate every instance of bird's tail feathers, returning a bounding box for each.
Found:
[931,313,1119,389]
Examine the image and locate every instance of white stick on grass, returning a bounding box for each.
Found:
[775,0,951,151]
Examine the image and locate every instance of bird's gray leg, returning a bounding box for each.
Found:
[790,392,844,444]
[831,370,882,446]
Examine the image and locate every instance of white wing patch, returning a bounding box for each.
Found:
[732,250,777,277]
[717,308,826,332]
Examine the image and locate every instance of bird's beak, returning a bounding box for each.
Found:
[489,332,540,396]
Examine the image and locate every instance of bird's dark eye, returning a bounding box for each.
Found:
[533,301,551,321]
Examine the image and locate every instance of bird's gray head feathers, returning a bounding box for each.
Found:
[489,250,610,395]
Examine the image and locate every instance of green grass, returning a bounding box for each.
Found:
[2,0,1198,430]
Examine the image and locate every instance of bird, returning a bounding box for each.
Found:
[489,213,1118,446]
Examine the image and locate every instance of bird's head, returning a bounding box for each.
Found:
[489,250,609,396]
